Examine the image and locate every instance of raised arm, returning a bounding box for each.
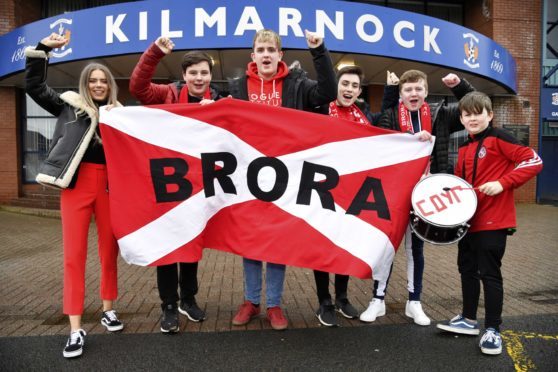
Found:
[300,30,337,107]
[129,37,177,104]
[24,33,67,116]
[441,73,476,133]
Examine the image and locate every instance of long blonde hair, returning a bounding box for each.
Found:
[77,63,118,115]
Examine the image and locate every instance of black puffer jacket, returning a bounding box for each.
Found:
[228,43,337,110]
[376,79,475,174]
[25,44,113,189]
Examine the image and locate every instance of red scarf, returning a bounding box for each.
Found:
[178,85,211,103]
[329,102,369,125]
[398,101,432,133]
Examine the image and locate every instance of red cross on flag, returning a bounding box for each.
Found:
[99,99,433,280]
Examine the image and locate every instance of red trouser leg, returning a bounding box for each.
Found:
[93,165,118,302]
[61,163,119,314]
[61,165,95,315]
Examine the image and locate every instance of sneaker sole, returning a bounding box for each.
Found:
[405,310,431,326]
[336,308,358,319]
[436,323,480,335]
[316,313,338,327]
[63,348,83,358]
[232,316,256,326]
[178,306,206,322]
[359,309,385,323]
[270,322,288,330]
[160,326,179,333]
[480,346,502,355]
[101,320,124,332]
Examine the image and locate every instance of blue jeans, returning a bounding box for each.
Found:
[243,258,285,308]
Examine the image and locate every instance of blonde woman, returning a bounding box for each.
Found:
[25,33,123,358]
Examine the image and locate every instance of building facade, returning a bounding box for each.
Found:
[0,0,553,208]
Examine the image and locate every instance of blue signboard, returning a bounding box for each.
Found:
[541,87,558,121]
[0,0,516,92]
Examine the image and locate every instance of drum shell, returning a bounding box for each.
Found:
[410,174,477,245]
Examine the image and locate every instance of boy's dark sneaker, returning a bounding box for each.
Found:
[436,314,480,335]
[316,299,339,327]
[179,300,206,322]
[63,329,86,358]
[335,298,359,319]
[160,304,179,333]
[101,310,124,332]
[479,328,502,355]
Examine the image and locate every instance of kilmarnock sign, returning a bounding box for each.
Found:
[0,0,516,92]
[541,88,558,121]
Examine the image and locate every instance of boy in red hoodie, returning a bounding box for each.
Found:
[437,91,543,355]
[228,28,337,330]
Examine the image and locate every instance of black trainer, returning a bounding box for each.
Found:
[335,298,359,319]
[316,299,339,327]
[101,310,124,332]
[160,304,179,333]
[179,300,206,322]
[63,329,86,358]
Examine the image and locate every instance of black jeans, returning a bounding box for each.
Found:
[458,229,507,330]
[313,270,349,304]
[157,262,199,307]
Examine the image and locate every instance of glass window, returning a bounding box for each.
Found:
[23,94,57,183]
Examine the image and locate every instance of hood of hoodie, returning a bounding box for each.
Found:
[246,61,289,106]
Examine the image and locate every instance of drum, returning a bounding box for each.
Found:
[410,174,477,245]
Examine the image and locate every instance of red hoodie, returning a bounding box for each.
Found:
[246,61,289,107]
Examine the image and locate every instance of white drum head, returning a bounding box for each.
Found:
[411,174,477,227]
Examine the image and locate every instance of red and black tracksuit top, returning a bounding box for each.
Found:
[455,126,543,233]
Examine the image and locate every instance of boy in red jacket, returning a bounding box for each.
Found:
[437,92,543,355]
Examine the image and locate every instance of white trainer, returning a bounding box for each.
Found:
[359,298,386,323]
[405,300,431,326]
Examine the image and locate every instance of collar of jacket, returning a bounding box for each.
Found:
[59,91,123,144]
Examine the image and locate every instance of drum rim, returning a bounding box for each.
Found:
[409,220,469,245]
[411,173,478,225]
[410,210,470,228]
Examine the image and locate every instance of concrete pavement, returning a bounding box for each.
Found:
[0,203,557,369]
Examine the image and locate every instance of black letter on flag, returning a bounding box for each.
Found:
[201,152,238,197]
[247,157,289,202]
[150,158,192,203]
[296,161,339,211]
[346,177,391,220]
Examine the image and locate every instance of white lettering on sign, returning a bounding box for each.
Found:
[195,7,226,37]
[394,20,414,49]
[139,12,147,40]
[279,8,304,37]
[104,6,441,55]
[161,9,183,38]
[234,6,264,36]
[424,26,441,54]
[316,10,344,40]
[356,14,383,43]
[106,14,129,43]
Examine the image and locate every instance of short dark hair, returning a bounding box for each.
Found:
[181,51,213,73]
[459,91,493,115]
[336,65,364,87]
[399,69,428,92]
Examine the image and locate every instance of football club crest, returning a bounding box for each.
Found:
[463,33,480,69]
[478,146,487,159]
[552,92,558,106]
[49,18,73,58]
